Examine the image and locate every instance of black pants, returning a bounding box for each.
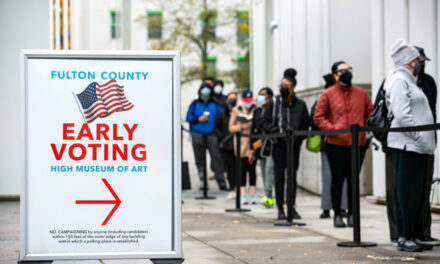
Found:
[273,144,301,208]
[390,148,427,239]
[221,150,236,190]
[326,143,366,216]
[240,158,256,186]
[385,152,398,241]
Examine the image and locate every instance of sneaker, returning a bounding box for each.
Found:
[240,195,248,205]
[391,239,398,247]
[225,192,236,200]
[266,197,275,208]
[340,210,348,218]
[398,238,424,252]
[415,237,440,246]
[260,196,275,208]
[333,215,346,228]
[250,195,257,204]
[320,210,330,219]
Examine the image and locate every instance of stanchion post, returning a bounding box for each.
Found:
[274,130,305,226]
[337,124,376,247]
[195,134,215,200]
[226,132,250,213]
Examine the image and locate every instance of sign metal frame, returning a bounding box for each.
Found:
[19,50,182,261]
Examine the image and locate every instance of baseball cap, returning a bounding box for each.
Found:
[414,46,431,62]
[241,89,253,103]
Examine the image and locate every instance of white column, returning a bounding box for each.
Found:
[250,0,267,93]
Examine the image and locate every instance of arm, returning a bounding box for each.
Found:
[185,102,199,125]
[228,107,242,133]
[388,78,417,128]
[364,93,373,123]
[214,111,223,139]
[296,103,310,143]
[262,99,277,133]
[313,93,336,130]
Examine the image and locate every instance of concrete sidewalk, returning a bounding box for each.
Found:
[1,188,440,263]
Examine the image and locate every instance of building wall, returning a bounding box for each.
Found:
[0,0,51,196]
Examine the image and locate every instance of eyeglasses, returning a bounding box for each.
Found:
[337,67,353,73]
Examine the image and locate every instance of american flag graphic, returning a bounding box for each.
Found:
[75,80,134,123]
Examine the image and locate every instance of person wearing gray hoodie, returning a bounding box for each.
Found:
[385,39,436,252]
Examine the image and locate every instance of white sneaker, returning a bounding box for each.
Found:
[225,192,236,200]
[240,195,248,205]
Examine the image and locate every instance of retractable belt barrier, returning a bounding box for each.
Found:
[182,123,440,247]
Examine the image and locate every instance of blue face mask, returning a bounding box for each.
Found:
[257,95,266,106]
[243,102,254,109]
[201,88,211,96]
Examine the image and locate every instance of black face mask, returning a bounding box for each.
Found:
[280,86,290,98]
[339,71,353,87]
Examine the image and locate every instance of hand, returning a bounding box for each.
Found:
[198,115,209,123]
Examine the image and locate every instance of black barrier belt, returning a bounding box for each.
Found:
[182,123,440,139]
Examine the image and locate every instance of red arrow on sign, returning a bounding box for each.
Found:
[76,178,121,226]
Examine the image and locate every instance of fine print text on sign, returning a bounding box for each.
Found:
[20,51,181,262]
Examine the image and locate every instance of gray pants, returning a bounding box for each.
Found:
[191,133,226,188]
[260,156,275,198]
[321,151,347,210]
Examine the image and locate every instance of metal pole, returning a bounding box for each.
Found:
[337,124,376,247]
[226,132,250,212]
[195,134,215,200]
[274,130,305,226]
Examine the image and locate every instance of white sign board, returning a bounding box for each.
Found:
[20,50,182,261]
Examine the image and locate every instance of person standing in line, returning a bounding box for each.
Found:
[385,39,436,252]
[263,68,310,220]
[229,90,257,205]
[314,61,372,228]
[251,87,275,208]
[311,73,348,219]
[414,46,439,247]
[186,81,228,191]
[213,79,227,108]
[215,92,238,200]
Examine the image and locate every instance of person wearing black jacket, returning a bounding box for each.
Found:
[215,92,238,199]
[213,79,227,108]
[263,68,310,220]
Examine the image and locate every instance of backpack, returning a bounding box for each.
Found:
[367,75,394,141]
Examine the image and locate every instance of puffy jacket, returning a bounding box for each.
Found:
[186,97,222,134]
[214,107,233,151]
[385,67,435,154]
[314,83,372,146]
[262,95,310,147]
[229,105,255,157]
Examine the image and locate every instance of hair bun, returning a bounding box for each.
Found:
[283,68,297,78]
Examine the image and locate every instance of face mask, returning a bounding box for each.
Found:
[413,63,422,77]
[339,71,353,87]
[257,95,266,106]
[227,99,237,107]
[243,102,254,109]
[214,85,223,95]
[201,87,211,96]
[280,86,290,98]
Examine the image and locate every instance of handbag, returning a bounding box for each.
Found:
[306,135,321,153]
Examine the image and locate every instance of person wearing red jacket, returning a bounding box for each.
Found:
[314,61,372,228]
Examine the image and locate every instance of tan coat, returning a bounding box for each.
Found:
[229,105,255,158]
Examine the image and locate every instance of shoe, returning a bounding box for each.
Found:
[398,238,424,252]
[320,210,330,219]
[240,195,248,205]
[391,239,398,247]
[225,192,236,200]
[277,209,286,220]
[340,210,348,218]
[250,195,257,204]
[260,196,274,208]
[219,183,229,191]
[415,236,440,246]
[333,215,346,228]
[347,215,353,227]
[292,208,301,219]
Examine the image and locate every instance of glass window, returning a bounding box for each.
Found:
[147,10,162,39]
[207,56,217,77]
[236,11,249,43]
[200,10,216,38]
[110,10,120,39]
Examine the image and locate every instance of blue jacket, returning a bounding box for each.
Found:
[186,97,222,134]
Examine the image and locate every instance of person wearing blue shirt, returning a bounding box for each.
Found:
[186,82,227,190]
